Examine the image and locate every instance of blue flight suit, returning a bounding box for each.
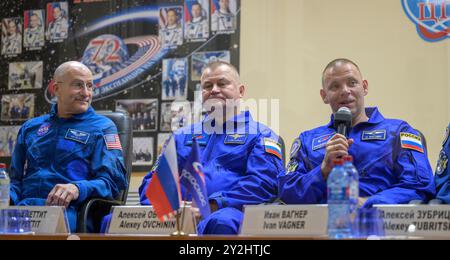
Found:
[10,105,127,232]
[170,76,178,97]
[435,124,450,203]
[163,79,170,98]
[279,107,435,208]
[140,111,284,234]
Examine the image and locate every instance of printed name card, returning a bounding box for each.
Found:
[108,206,196,235]
[375,205,450,238]
[241,205,328,237]
[8,206,69,234]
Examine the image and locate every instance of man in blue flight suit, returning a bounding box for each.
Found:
[435,124,450,204]
[100,61,283,234]
[170,73,178,97]
[10,61,127,232]
[145,61,284,234]
[279,58,435,208]
[163,78,170,98]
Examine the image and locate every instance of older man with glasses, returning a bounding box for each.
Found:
[9,61,127,232]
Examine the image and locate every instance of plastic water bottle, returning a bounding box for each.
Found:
[0,163,10,209]
[343,156,359,218]
[327,159,352,239]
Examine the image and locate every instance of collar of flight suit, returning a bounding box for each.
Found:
[202,110,252,124]
[50,104,96,121]
[232,110,252,123]
[198,110,253,136]
[326,107,385,129]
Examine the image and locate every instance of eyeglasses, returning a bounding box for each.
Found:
[57,80,94,92]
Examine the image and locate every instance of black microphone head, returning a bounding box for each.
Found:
[334,107,352,128]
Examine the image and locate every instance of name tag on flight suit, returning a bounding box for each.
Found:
[361,130,387,141]
[65,129,90,144]
[224,134,248,145]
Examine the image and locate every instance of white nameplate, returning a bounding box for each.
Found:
[241,205,328,236]
[108,206,197,235]
[375,205,450,238]
[8,206,69,234]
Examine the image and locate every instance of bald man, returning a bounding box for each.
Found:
[10,61,127,232]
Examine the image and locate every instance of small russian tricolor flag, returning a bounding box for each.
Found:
[400,132,424,153]
[146,136,181,221]
[264,138,283,160]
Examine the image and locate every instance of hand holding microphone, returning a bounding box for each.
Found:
[334,107,352,137]
[321,107,354,180]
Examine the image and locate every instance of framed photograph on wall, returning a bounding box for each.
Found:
[132,136,154,167]
[1,94,35,122]
[24,10,45,50]
[8,61,43,90]
[0,126,20,157]
[116,99,158,132]
[1,17,22,56]
[191,51,230,81]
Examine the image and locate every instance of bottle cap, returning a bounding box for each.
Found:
[333,159,344,166]
[343,155,353,163]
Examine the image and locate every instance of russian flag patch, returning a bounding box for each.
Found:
[264,138,283,160]
[400,132,424,153]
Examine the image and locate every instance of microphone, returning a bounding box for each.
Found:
[334,107,352,137]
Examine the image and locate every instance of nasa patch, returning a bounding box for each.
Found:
[37,123,51,137]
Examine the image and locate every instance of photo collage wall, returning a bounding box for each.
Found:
[0,0,241,172]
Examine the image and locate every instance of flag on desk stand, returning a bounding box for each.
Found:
[180,138,211,219]
[146,136,181,221]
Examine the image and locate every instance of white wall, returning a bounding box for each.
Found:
[240,0,449,166]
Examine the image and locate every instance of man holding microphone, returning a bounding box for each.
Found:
[279,58,435,207]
